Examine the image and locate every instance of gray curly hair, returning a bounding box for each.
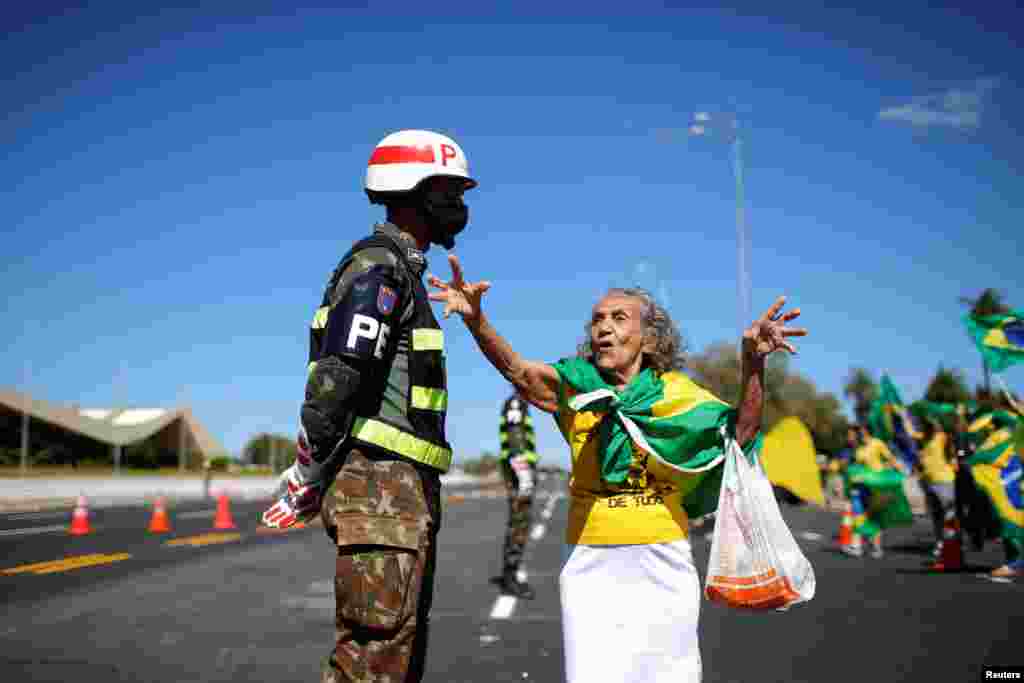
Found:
[577,287,687,374]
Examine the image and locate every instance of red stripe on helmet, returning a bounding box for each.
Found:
[368,145,436,165]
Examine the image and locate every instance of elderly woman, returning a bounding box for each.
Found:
[428,255,806,683]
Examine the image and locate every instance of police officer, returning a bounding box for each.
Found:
[262,129,476,682]
[497,388,539,599]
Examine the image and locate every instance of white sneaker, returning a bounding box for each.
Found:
[870,546,884,559]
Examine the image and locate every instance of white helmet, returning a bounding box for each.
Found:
[365,129,477,201]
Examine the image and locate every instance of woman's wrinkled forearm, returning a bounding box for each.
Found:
[735,353,766,446]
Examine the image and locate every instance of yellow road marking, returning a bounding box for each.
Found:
[165,532,242,547]
[2,553,132,576]
[254,520,311,536]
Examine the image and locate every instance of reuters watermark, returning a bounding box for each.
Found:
[983,667,1023,681]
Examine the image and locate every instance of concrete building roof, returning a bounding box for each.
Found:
[0,389,226,457]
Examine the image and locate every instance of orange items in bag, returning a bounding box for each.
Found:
[705,569,801,610]
[704,429,816,611]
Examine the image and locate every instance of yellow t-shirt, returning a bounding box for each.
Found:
[855,437,899,471]
[918,432,955,484]
[555,382,701,545]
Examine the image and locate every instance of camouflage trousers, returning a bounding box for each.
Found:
[501,456,535,573]
[320,448,442,683]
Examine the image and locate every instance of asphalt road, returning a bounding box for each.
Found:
[1,475,1021,682]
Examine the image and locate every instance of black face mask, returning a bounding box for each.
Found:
[420,189,468,250]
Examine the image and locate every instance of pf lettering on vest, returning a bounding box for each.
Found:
[347,314,390,359]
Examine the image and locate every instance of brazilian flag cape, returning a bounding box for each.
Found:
[965,410,1024,557]
[551,358,760,519]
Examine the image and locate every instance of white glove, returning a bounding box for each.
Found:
[261,429,328,529]
[510,454,535,496]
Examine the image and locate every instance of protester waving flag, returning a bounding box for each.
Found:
[964,311,1024,373]
[965,410,1024,576]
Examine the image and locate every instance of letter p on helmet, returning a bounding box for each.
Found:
[440,144,457,166]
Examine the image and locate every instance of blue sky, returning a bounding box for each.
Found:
[3,4,1022,466]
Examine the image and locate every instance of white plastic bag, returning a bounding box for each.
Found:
[704,431,816,610]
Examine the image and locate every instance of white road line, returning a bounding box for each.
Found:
[489,595,517,619]
[282,597,335,609]
[4,511,69,521]
[178,510,216,520]
[540,491,562,521]
[800,531,824,542]
[486,490,563,623]
[0,524,68,538]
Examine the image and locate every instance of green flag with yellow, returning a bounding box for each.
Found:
[964,311,1024,373]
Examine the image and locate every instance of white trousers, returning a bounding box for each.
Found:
[559,540,702,683]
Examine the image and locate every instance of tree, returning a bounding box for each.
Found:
[923,365,971,405]
[688,343,850,455]
[242,433,296,472]
[461,451,499,476]
[843,367,878,426]
[959,288,1011,393]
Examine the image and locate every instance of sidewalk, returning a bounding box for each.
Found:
[0,470,500,512]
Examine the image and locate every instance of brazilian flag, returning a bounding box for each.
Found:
[964,311,1024,373]
[867,376,918,441]
[868,375,921,468]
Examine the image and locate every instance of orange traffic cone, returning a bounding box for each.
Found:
[837,505,854,547]
[213,493,235,530]
[69,495,93,536]
[148,497,171,533]
[929,512,963,572]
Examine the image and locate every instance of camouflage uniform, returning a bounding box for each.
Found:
[499,394,538,588]
[306,223,452,682]
[321,450,440,682]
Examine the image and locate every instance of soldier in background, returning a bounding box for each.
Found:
[496,388,539,599]
[262,129,477,682]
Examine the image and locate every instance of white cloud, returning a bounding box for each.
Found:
[878,77,999,130]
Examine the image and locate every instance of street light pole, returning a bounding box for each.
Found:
[731,126,751,333]
[20,362,30,474]
[690,111,751,336]
[20,408,29,475]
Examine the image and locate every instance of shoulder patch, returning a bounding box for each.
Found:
[377,284,397,315]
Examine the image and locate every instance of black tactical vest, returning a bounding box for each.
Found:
[317,231,451,472]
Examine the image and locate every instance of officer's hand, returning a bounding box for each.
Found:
[427,254,491,321]
[262,459,326,529]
